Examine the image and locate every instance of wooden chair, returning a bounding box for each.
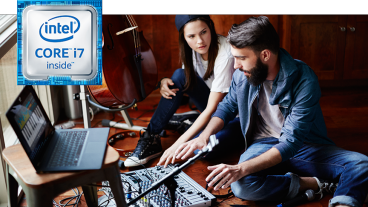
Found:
[2,144,127,207]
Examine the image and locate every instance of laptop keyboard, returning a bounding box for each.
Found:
[48,131,87,167]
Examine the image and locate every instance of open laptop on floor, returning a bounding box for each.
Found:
[6,85,110,173]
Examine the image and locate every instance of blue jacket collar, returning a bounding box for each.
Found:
[269,48,299,106]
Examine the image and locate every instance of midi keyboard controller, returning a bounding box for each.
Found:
[101,164,216,207]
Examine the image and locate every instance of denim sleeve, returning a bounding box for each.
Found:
[274,80,321,162]
[212,75,239,126]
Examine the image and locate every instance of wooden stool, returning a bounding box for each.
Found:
[2,144,127,207]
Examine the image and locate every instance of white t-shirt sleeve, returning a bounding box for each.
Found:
[210,35,234,93]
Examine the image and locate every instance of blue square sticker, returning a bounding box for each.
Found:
[17,0,102,85]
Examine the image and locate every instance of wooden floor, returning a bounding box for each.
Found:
[19,86,368,207]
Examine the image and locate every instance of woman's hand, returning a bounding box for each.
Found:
[175,138,208,160]
[157,142,182,168]
[205,164,244,191]
[160,78,179,99]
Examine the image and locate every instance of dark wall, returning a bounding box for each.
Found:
[132,15,280,80]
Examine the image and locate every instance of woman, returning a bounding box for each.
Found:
[124,15,244,167]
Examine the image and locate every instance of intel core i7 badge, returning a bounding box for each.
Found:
[18,2,102,85]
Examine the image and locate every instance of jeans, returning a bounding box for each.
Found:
[147,69,210,134]
[231,138,368,207]
[147,68,244,156]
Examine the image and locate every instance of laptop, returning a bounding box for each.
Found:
[6,85,110,173]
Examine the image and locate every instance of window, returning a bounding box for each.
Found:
[0,14,19,148]
[0,15,59,148]
[0,15,60,206]
[0,14,20,206]
[0,15,17,60]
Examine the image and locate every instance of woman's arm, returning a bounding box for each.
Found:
[157,91,226,167]
[179,91,226,143]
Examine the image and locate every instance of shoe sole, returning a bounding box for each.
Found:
[173,110,200,116]
[124,152,162,167]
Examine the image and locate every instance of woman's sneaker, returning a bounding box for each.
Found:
[124,131,162,167]
[313,177,338,199]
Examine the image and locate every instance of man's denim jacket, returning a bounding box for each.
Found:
[213,48,335,162]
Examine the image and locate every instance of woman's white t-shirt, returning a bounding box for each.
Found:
[182,35,234,93]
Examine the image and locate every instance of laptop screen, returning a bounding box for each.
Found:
[6,86,54,163]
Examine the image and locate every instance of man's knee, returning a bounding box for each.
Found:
[356,154,368,166]
[231,175,268,201]
[347,153,368,172]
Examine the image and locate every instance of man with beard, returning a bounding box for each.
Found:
[172,16,368,207]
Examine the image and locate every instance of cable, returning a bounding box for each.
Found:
[89,107,94,121]
[215,192,234,206]
[98,189,114,207]
[127,174,142,194]
[205,182,234,199]
[202,182,235,206]
[55,187,83,207]
[84,180,132,188]
[91,120,102,128]
[83,184,112,188]
[61,188,81,207]
[96,177,137,206]
[53,200,62,207]
[97,184,139,207]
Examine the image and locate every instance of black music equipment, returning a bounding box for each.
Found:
[101,135,219,207]
[101,164,216,207]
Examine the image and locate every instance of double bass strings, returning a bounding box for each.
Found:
[125,15,141,56]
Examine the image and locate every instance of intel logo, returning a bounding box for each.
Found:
[39,15,80,43]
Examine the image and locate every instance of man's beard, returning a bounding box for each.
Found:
[246,57,269,86]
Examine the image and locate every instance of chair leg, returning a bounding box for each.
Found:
[25,188,53,207]
[105,164,127,207]
[6,164,19,207]
[82,184,98,207]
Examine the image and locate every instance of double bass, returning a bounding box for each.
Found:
[88,15,158,108]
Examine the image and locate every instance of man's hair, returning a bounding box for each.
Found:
[227,16,279,55]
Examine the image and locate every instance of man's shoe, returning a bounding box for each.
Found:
[314,177,338,199]
[165,111,200,133]
[176,119,194,134]
[124,131,162,167]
